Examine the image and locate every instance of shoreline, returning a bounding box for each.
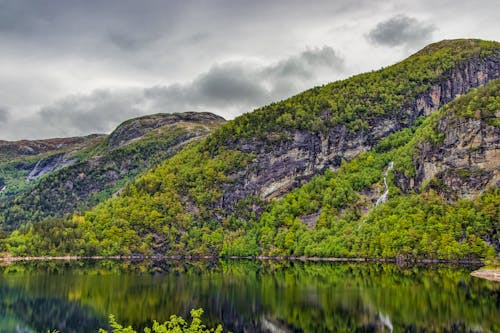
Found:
[0,254,485,265]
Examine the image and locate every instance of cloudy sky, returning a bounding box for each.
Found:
[0,0,498,140]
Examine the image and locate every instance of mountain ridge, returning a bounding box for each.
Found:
[0,112,225,230]
[0,39,499,259]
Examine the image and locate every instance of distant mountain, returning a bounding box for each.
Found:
[0,112,225,230]
[0,135,106,163]
[1,39,498,260]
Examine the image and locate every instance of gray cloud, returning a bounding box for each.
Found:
[37,89,147,136]
[3,46,344,138]
[107,31,161,51]
[265,46,344,79]
[145,46,344,117]
[0,107,9,123]
[367,15,436,48]
[0,0,498,140]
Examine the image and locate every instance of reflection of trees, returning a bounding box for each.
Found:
[0,260,498,332]
[0,286,105,332]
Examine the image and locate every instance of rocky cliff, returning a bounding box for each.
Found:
[106,112,225,148]
[410,84,499,199]
[219,41,499,215]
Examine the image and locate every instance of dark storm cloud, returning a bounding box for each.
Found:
[367,15,436,48]
[0,107,9,123]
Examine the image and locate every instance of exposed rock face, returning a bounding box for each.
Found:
[26,153,76,181]
[414,111,499,199]
[220,53,499,212]
[107,112,225,148]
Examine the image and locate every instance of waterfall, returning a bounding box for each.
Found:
[375,161,393,206]
[378,312,393,332]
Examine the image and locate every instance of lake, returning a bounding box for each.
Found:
[0,259,498,332]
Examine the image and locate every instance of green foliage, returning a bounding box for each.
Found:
[99,309,227,333]
[247,81,500,259]
[1,40,498,260]
[3,143,252,256]
[441,77,500,127]
[0,123,217,230]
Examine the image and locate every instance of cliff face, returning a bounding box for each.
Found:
[411,106,499,200]
[25,153,77,181]
[220,50,500,213]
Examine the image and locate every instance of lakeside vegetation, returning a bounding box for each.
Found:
[99,309,228,333]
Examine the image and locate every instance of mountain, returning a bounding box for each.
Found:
[0,134,106,198]
[0,112,225,230]
[0,135,106,163]
[250,79,499,259]
[1,39,499,259]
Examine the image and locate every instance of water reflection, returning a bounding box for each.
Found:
[0,260,498,332]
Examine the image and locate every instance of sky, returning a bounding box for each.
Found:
[0,0,498,140]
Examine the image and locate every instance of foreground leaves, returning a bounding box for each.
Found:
[99,309,228,333]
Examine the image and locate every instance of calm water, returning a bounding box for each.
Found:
[0,259,498,333]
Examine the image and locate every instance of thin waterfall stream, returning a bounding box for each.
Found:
[375,161,393,206]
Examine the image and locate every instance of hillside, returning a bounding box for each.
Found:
[0,135,106,163]
[0,134,106,198]
[1,39,499,259]
[0,112,225,230]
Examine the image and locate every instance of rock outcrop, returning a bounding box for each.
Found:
[26,153,76,181]
[107,112,225,148]
[414,110,499,199]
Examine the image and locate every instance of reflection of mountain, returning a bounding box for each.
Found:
[0,260,498,332]
[0,286,105,332]
[0,315,35,333]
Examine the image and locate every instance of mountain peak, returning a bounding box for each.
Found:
[412,38,499,57]
[107,112,226,148]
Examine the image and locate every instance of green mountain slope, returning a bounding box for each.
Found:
[0,112,225,231]
[1,39,499,259]
[236,80,499,259]
[0,134,106,199]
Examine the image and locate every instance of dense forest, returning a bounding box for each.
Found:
[0,39,498,260]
